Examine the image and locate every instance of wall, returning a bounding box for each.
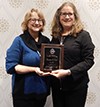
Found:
[0,0,100,107]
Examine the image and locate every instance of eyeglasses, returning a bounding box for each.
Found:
[30,18,43,23]
[60,12,74,17]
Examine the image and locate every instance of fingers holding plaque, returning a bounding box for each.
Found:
[40,44,64,72]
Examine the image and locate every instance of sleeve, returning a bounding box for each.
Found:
[5,37,22,74]
[70,31,95,80]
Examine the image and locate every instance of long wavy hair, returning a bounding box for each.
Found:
[51,2,84,37]
[21,8,46,32]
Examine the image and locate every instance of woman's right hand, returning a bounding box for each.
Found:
[35,67,50,76]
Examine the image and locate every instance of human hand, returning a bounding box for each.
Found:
[35,67,50,76]
[50,69,71,78]
[42,71,51,76]
[35,67,44,76]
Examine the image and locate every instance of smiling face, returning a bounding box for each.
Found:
[60,5,75,31]
[28,11,43,33]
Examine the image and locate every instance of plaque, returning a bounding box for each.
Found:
[40,43,64,72]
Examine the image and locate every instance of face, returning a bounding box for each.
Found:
[60,5,75,30]
[28,11,43,32]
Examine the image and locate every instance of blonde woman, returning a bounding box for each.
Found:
[6,8,50,107]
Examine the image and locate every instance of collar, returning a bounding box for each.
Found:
[20,30,43,52]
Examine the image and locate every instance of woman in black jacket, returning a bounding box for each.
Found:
[50,2,95,107]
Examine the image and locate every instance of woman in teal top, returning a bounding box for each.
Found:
[6,8,50,107]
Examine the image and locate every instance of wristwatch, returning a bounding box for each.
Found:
[67,69,71,75]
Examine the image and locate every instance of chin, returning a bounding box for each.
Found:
[64,24,72,27]
[33,29,40,32]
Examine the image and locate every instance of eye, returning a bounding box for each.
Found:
[30,18,43,23]
[62,12,67,15]
[60,12,74,17]
[68,13,73,16]
[29,18,37,22]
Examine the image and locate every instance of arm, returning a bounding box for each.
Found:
[70,31,95,80]
[50,31,95,79]
[15,64,36,74]
[15,64,48,76]
[6,36,50,76]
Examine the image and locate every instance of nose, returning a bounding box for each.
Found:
[65,14,70,18]
[35,20,39,24]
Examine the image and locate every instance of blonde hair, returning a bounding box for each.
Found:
[21,8,46,32]
[51,2,84,37]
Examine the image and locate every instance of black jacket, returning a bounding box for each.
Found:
[51,30,95,91]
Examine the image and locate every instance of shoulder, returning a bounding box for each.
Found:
[78,30,90,38]
[77,30,95,47]
[9,35,23,49]
[77,30,92,41]
[13,35,22,42]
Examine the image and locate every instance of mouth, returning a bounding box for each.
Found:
[32,24,40,27]
[63,18,71,22]
[32,25,42,29]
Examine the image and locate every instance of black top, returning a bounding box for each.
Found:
[51,30,95,91]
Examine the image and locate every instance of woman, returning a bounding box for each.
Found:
[6,8,50,107]
[50,2,95,107]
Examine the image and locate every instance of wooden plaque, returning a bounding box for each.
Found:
[40,43,64,72]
